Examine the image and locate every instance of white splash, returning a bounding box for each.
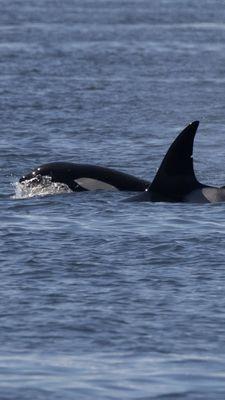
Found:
[12,176,72,199]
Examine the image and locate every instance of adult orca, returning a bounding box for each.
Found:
[127,121,225,203]
[19,162,150,192]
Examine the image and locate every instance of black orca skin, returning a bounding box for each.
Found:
[127,121,225,203]
[19,162,150,192]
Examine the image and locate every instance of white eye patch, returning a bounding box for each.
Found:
[74,178,117,191]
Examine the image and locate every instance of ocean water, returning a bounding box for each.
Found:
[1,1,225,399]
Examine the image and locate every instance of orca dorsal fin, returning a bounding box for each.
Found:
[149,121,202,201]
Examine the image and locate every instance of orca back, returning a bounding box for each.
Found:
[148,121,203,201]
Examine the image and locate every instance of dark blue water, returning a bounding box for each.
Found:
[1,1,225,398]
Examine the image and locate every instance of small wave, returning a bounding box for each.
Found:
[12,176,72,199]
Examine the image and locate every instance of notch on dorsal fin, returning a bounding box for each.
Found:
[149,121,202,201]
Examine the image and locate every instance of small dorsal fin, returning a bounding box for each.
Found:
[149,121,201,201]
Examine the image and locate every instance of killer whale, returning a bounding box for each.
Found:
[127,121,225,203]
[19,162,150,192]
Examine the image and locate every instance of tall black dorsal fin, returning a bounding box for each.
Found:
[149,121,201,200]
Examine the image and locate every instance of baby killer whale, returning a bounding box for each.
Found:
[127,121,225,203]
[19,162,150,192]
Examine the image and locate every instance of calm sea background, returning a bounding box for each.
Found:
[1,1,225,399]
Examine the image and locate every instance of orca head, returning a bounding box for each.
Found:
[19,162,78,190]
[19,166,44,186]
